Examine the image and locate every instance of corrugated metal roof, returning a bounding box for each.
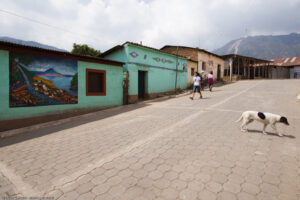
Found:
[0,40,124,67]
[271,56,300,67]
[0,37,68,52]
[284,58,290,63]
[222,54,270,63]
[291,57,296,63]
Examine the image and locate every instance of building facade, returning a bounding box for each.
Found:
[187,59,198,87]
[0,41,124,121]
[101,42,188,103]
[222,54,271,81]
[160,46,224,81]
[271,57,300,79]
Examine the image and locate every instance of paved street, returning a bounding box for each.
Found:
[0,80,300,200]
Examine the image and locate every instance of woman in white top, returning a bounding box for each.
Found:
[190,72,203,100]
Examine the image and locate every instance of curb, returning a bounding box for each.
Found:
[141,91,192,104]
[0,92,192,139]
[0,105,124,139]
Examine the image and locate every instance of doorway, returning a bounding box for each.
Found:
[250,66,255,79]
[217,65,221,81]
[138,71,146,99]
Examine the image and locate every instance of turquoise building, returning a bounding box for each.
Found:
[101,42,188,103]
[0,41,124,121]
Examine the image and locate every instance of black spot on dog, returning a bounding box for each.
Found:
[258,112,266,120]
[280,116,289,125]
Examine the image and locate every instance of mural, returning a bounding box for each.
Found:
[130,52,138,58]
[152,57,174,64]
[129,51,175,64]
[9,52,78,107]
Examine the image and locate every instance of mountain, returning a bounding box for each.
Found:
[38,68,72,77]
[0,36,68,52]
[42,68,62,75]
[213,33,300,60]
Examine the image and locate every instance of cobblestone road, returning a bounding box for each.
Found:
[0,80,299,200]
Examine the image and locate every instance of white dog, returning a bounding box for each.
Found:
[236,111,289,136]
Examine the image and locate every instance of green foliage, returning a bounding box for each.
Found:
[70,73,78,90]
[71,43,101,57]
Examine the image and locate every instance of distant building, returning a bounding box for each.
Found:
[222,54,271,81]
[160,46,224,82]
[270,57,300,79]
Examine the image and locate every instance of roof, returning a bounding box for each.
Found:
[100,42,187,59]
[99,45,123,58]
[188,59,198,63]
[160,45,224,60]
[222,54,271,63]
[0,41,124,67]
[271,56,300,67]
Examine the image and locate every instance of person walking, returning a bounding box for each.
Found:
[190,72,203,100]
[208,71,214,92]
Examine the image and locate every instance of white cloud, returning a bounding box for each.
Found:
[0,0,300,52]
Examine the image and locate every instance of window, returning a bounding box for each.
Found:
[202,62,206,70]
[86,69,106,96]
[191,68,195,76]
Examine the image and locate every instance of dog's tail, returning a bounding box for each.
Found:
[235,115,243,123]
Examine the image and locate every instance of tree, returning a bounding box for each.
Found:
[70,73,78,91]
[71,43,101,57]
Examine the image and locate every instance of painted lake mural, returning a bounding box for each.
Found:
[9,52,78,107]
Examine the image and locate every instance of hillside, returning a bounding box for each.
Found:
[213,33,300,60]
[0,36,68,52]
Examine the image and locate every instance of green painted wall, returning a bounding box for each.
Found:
[0,50,123,121]
[103,43,188,96]
[104,48,128,71]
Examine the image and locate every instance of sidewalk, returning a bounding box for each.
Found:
[0,82,229,138]
[0,90,192,139]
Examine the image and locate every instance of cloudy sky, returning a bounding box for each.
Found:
[1,0,300,52]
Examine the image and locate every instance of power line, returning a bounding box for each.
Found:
[0,8,101,43]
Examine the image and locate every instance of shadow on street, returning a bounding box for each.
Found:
[0,102,151,148]
[247,129,296,139]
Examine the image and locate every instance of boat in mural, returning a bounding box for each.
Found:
[9,52,78,107]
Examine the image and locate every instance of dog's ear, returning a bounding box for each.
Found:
[280,116,289,125]
[258,112,266,120]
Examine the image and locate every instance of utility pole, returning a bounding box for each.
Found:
[229,58,233,82]
[174,46,179,94]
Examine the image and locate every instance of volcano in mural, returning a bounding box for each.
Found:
[9,52,78,107]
